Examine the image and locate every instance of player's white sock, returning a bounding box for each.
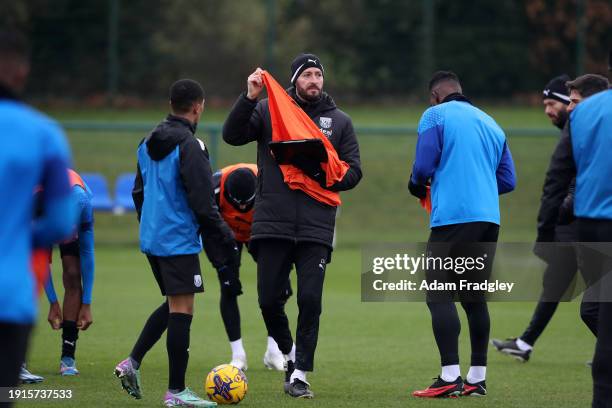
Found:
[516,338,533,351]
[466,366,486,383]
[266,336,281,354]
[440,365,461,382]
[290,369,309,385]
[230,339,246,358]
[288,343,296,362]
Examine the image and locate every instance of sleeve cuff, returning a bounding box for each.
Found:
[241,91,258,104]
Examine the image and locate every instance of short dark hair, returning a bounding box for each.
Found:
[429,70,460,91]
[0,29,30,61]
[566,74,609,98]
[169,79,205,114]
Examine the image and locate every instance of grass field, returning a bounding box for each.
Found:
[17,104,596,407]
[25,247,594,407]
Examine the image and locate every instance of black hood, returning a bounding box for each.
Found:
[146,114,196,161]
[287,87,336,117]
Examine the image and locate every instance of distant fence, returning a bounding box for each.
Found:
[61,120,558,167]
[62,120,559,246]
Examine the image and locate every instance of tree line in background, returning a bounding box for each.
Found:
[2,0,610,104]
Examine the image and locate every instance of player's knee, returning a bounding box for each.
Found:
[426,300,442,311]
[426,301,455,317]
[171,304,193,315]
[297,292,321,314]
[220,278,243,298]
[460,300,488,315]
[168,294,194,315]
[258,295,282,313]
[258,297,274,311]
[62,269,81,291]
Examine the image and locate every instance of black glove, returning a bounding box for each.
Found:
[202,234,240,270]
[217,263,243,297]
[408,176,427,199]
[291,155,327,186]
[557,195,575,225]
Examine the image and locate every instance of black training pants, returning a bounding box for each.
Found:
[426,222,499,367]
[254,239,329,372]
[576,218,612,408]
[521,223,582,345]
[0,322,32,406]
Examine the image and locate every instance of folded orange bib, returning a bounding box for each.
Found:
[420,186,432,214]
[261,71,349,207]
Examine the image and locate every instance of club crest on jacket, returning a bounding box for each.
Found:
[319,117,332,129]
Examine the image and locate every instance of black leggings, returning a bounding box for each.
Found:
[426,222,499,367]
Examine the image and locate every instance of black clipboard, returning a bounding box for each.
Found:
[268,139,328,164]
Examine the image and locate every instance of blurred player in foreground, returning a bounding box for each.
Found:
[0,28,75,397]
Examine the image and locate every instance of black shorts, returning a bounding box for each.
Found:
[59,240,80,257]
[147,254,204,296]
[426,222,499,303]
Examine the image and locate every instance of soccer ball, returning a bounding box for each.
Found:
[205,364,248,404]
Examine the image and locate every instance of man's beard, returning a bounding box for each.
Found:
[553,109,568,129]
[297,86,322,103]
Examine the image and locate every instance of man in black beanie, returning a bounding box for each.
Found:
[491,74,578,361]
[289,53,325,99]
[222,53,362,399]
[542,74,571,129]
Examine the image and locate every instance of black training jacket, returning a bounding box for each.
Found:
[536,123,577,242]
[133,115,236,261]
[222,88,362,248]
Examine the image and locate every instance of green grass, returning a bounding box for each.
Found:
[23,247,593,407]
[17,105,594,407]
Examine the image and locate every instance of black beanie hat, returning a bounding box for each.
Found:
[225,168,257,207]
[290,53,324,85]
[542,74,571,105]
